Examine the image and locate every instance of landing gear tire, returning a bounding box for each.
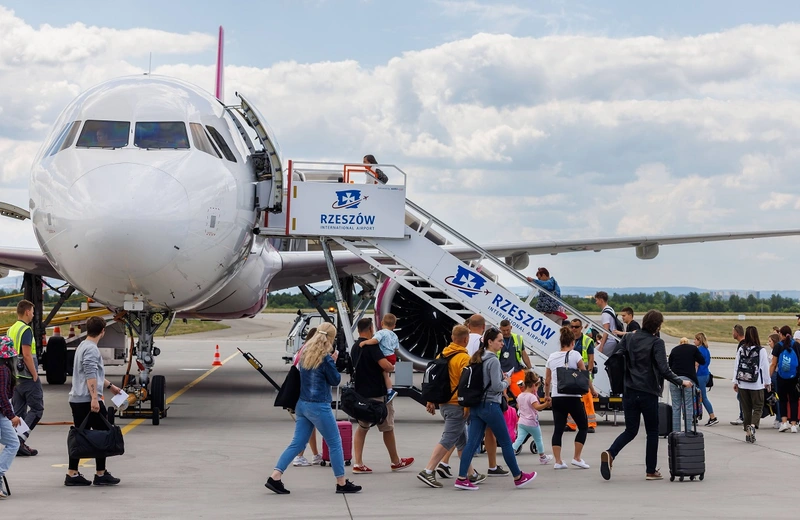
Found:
[107,406,116,425]
[45,336,68,385]
[151,375,166,412]
[152,406,161,426]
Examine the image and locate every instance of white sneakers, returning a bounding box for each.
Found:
[774,420,782,429]
[571,459,591,469]
[779,422,790,432]
[539,455,554,465]
[792,425,798,434]
[554,462,568,470]
[292,456,312,467]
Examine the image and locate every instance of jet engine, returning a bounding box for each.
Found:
[375,277,466,370]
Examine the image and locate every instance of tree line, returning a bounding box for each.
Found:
[560,291,800,314]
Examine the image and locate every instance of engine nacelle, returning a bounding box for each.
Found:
[180,237,280,320]
[375,276,464,370]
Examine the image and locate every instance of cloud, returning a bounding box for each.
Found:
[2,12,800,288]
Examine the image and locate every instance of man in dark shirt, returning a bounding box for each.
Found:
[350,318,414,474]
[668,339,706,433]
[614,307,641,338]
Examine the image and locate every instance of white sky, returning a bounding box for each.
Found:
[1,1,800,291]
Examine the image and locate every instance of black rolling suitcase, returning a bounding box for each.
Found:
[658,402,672,437]
[668,388,705,482]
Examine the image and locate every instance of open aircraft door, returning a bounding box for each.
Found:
[235,93,284,213]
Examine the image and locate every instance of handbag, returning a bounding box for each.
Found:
[706,373,714,389]
[556,351,590,395]
[341,385,387,425]
[274,365,301,411]
[67,412,125,459]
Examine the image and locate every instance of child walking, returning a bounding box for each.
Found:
[0,336,21,499]
[512,370,554,465]
[361,313,400,402]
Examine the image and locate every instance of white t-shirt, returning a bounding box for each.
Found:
[794,330,800,341]
[546,349,582,398]
[467,333,482,356]
[601,305,619,350]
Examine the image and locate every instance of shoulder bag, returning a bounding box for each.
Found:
[67,412,125,460]
[556,350,590,395]
[274,364,301,411]
[341,343,388,425]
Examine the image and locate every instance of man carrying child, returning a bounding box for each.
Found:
[360,313,400,402]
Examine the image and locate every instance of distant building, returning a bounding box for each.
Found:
[710,290,760,300]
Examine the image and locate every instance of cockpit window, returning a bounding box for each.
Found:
[77,120,130,149]
[189,123,221,158]
[134,122,189,150]
[46,120,82,156]
[206,125,237,163]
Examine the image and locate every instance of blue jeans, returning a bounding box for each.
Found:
[670,378,694,433]
[512,423,544,454]
[275,400,344,478]
[697,375,714,415]
[459,401,521,479]
[0,416,20,477]
[608,390,659,474]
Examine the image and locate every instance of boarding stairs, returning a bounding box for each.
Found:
[277,161,615,397]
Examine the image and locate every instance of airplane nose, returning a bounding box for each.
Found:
[68,163,191,279]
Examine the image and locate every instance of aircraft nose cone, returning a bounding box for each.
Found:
[68,163,191,280]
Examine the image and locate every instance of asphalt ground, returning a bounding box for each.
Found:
[0,313,795,519]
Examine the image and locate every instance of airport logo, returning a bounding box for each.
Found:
[444,266,490,298]
[332,190,367,210]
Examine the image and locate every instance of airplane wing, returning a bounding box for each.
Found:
[0,246,60,279]
[270,228,800,290]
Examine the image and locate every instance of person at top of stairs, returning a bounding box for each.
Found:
[526,267,564,325]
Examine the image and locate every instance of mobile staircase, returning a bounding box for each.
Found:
[270,161,617,398]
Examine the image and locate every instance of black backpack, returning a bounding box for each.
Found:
[457,363,489,408]
[736,345,762,383]
[605,349,626,396]
[421,353,457,404]
[602,308,624,332]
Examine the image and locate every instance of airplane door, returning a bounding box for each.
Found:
[236,93,284,213]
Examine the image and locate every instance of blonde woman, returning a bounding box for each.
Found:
[266,323,361,495]
[694,333,718,426]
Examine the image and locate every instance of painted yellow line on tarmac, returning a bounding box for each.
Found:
[119,351,239,436]
[52,351,240,468]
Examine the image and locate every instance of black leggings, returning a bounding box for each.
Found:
[777,377,799,422]
[68,401,108,472]
[551,396,588,447]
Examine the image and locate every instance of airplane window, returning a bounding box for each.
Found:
[134,122,190,150]
[189,123,221,158]
[206,125,237,162]
[46,120,82,156]
[77,120,130,148]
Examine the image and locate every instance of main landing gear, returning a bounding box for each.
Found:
[108,311,169,425]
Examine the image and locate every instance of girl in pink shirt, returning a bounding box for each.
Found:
[512,371,554,465]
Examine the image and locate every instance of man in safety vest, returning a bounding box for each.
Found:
[567,318,598,432]
[8,300,43,456]
[498,320,532,398]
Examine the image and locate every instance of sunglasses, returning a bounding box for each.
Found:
[571,325,582,329]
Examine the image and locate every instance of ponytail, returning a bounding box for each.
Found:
[470,340,486,364]
[559,326,573,348]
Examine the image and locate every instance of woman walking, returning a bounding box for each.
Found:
[732,326,771,444]
[694,333,718,426]
[769,326,799,433]
[266,322,361,494]
[0,337,21,499]
[545,327,597,470]
[454,327,536,490]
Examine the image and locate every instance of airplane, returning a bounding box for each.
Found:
[1,26,799,422]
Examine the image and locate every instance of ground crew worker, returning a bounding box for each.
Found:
[8,300,42,456]
[498,320,532,398]
[567,319,597,433]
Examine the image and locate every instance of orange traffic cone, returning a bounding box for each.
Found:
[68,325,76,339]
[212,344,223,366]
[41,331,48,347]
[53,326,62,337]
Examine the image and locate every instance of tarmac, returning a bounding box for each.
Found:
[1,312,796,519]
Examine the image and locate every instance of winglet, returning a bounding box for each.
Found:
[214,26,224,101]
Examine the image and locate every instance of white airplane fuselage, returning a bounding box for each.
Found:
[29,76,281,317]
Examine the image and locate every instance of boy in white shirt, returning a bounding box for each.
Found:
[361,313,400,402]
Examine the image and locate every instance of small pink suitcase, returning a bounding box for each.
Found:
[321,420,352,467]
